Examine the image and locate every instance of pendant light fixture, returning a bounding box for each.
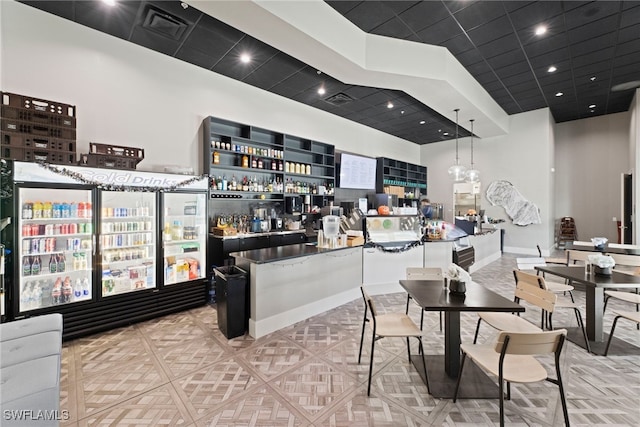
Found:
[465,119,480,183]
[447,109,467,181]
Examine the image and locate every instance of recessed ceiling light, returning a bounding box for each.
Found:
[419,120,426,125]
[317,70,322,75]
[590,76,596,81]
[588,104,596,109]
[535,25,547,36]
[317,86,326,95]
[387,102,394,109]
[443,132,449,136]
[102,0,116,5]
[555,92,563,97]
[239,53,251,63]
[547,66,557,73]
[400,110,405,115]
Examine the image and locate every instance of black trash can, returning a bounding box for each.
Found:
[214,265,248,339]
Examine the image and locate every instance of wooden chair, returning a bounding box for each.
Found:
[514,270,591,353]
[517,256,575,303]
[602,253,640,329]
[567,249,590,265]
[557,217,577,248]
[473,276,547,344]
[454,330,570,427]
[359,286,428,396]
[405,267,444,330]
[604,311,640,356]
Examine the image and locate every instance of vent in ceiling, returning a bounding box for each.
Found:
[324,92,354,106]
[142,6,188,40]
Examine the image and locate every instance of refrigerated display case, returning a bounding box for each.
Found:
[17,186,94,313]
[99,191,156,297]
[162,192,207,285]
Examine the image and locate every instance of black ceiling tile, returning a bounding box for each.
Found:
[370,17,414,39]
[359,90,392,107]
[476,33,521,59]
[618,23,640,43]
[614,51,640,67]
[508,78,540,94]
[502,1,537,13]
[343,86,377,101]
[243,54,307,90]
[190,14,245,46]
[620,5,640,26]
[510,86,543,100]
[325,1,362,16]
[443,0,481,15]
[495,62,533,82]
[474,70,500,86]
[572,47,616,68]
[482,80,507,92]
[529,49,571,69]
[129,26,182,56]
[507,1,564,30]
[174,46,217,70]
[380,1,421,15]
[572,61,613,80]
[516,14,566,45]
[518,96,547,110]
[564,1,622,30]
[281,69,324,94]
[537,69,573,85]
[616,37,640,56]
[455,49,485,67]
[398,1,451,33]
[454,1,506,30]
[181,25,239,61]
[567,15,619,44]
[466,16,514,46]
[521,32,568,57]
[74,0,140,41]
[146,0,202,22]
[416,16,463,45]
[569,32,618,58]
[441,33,476,55]
[466,61,494,76]
[19,1,75,20]
[269,82,302,98]
[485,49,526,70]
[342,1,397,32]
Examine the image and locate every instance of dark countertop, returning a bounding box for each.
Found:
[210,230,306,240]
[231,243,359,264]
[564,241,640,256]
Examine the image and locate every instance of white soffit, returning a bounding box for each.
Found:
[189,0,509,138]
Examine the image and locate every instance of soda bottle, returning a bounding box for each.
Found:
[86,202,92,218]
[43,201,53,218]
[23,256,32,276]
[70,202,78,218]
[74,278,82,299]
[53,202,61,218]
[77,202,85,218]
[32,201,43,219]
[52,278,62,305]
[61,202,71,218]
[22,202,32,219]
[31,256,40,275]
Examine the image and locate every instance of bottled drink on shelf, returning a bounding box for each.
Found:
[23,256,32,276]
[22,202,33,219]
[251,157,257,168]
[213,150,220,164]
[53,202,61,218]
[43,201,52,218]
[57,253,66,272]
[77,202,85,218]
[74,278,82,299]
[49,255,57,274]
[32,201,43,219]
[242,154,249,168]
[52,278,62,305]
[83,278,90,296]
[70,202,78,218]
[62,277,72,303]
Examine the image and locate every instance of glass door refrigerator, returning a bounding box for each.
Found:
[99,191,157,297]
[161,191,207,286]
[15,185,95,316]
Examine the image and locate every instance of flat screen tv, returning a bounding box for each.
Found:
[338,153,377,190]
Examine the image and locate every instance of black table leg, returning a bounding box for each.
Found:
[444,311,461,377]
[585,286,605,342]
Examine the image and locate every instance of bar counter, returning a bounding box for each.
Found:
[232,244,363,338]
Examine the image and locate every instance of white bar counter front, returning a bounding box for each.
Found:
[232,244,362,338]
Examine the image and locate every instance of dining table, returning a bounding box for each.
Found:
[534,265,640,354]
[399,279,524,399]
[564,241,640,256]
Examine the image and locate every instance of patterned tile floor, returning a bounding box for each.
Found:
[61,253,640,426]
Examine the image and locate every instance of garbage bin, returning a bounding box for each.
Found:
[214,265,248,339]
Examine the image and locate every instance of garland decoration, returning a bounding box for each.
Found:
[1,159,13,199]
[367,239,423,253]
[37,162,207,192]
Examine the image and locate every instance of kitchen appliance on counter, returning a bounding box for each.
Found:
[285,196,302,215]
[270,218,284,230]
[368,193,398,210]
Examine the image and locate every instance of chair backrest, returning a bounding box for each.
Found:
[513,268,542,288]
[514,277,557,314]
[608,253,640,268]
[360,286,377,317]
[567,249,590,264]
[494,329,567,356]
[607,243,640,250]
[406,267,443,280]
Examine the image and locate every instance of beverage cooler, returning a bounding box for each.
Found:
[8,161,208,339]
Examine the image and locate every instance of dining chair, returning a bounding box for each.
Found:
[473,277,547,344]
[405,267,444,330]
[602,253,640,329]
[454,329,570,427]
[537,244,568,265]
[604,310,640,356]
[358,286,428,396]
[517,256,575,303]
[567,249,591,265]
[514,270,591,353]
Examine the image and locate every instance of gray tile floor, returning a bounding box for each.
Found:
[60,253,640,426]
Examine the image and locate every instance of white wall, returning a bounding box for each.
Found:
[420,108,555,254]
[0,1,419,173]
[555,111,630,243]
[630,90,639,244]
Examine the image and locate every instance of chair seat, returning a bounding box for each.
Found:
[460,343,548,383]
[545,281,574,293]
[554,300,582,310]
[612,310,640,323]
[605,290,640,305]
[478,312,542,333]
[376,313,424,337]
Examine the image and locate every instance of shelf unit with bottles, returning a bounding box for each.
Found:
[376,157,427,200]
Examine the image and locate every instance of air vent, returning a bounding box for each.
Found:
[324,92,354,106]
[142,6,188,40]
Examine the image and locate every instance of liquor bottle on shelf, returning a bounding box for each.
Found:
[57,253,66,273]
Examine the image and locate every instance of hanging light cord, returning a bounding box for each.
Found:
[454,109,460,165]
[470,119,475,168]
